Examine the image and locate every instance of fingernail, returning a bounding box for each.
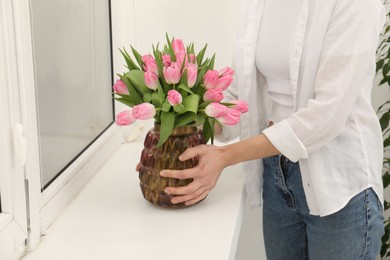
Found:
[160,171,166,176]
[179,155,184,160]
[164,188,170,194]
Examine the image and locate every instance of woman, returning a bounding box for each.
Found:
[159,0,386,258]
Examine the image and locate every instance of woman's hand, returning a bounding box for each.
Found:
[160,144,230,206]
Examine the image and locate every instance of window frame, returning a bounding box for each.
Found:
[0,0,29,257]
[1,0,124,252]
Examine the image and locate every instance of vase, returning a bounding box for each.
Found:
[138,124,206,208]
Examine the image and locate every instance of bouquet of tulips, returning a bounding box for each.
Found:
[113,34,248,147]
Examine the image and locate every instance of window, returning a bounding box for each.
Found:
[0,0,122,255]
[0,1,28,256]
[30,0,115,190]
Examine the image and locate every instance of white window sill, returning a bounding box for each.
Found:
[22,141,246,260]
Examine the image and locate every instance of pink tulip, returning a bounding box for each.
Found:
[203,88,224,102]
[230,100,248,113]
[132,103,156,120]
[144,71,159,90]
[113,79,129,95]
[163,62,181,85]
[187,64,198,88]
[167,90,182,106]
[203,70,219,89]
[219,67,234,77]
[172,39,186,53]
[205,103,229,118]
[185,54,196,67]
[142,55,158,75]
[217,108,241,126]
[175,51,186,68]
[162,54,172,67]
[215,74,233,90]
[116,110,136,126]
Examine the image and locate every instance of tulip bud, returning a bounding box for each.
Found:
[113,79,129,95]
[163,62,181,85]
[217,108,241,126]
[203,88,224,102]
[203,70,219,89]
[142,55,158,75]
[116,110,136,126]
[144,71,159,90]
[187,64,198,88]
[175,51,186,68]
[205,103,229,118]
[162,54,172,67]
[167,90,182,106]
[132,103,156,120]
[172,39,186,53]
[230,100,249,113]
[215,75,233,90]
[218,67,234,77]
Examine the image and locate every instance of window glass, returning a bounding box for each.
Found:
[31,0,114,189]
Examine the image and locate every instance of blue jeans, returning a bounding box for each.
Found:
[262,155,384,260]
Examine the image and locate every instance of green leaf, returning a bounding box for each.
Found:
[202,118,212,144]
[175,112,196,127]
[208,117,216,144]
[194,114,206,126]
[196,43,208,66]
[165,33,176,62]
[380,112,390,131]
[384,136,390,148]
[143,93,153,103]
[178,84,194,95]
[119,74,143,104]
[152,92,163,107]
[114,97,135,108]
[131,45,145,69]
[125,70,152,96]
[173,104,186,114]
[199,101,212,110]
[377,100,390,113]
[377,59,385,73]
[153,49,170,93]
[383,171,390,189]
[179,69,189,86]
[195,66,208,87]
[383,63,390,78]
[155,112,175,148]
[207,54,216,70]
[119,48,139,70]
[182,94,200,114]
[162,101,171,112]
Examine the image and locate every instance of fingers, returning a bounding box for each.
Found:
[170,187,209,205]
[184,190,209,206]
[179,145,207,161]
[164,180,202,195]
[160,167,197,180]
[135,162,141,172]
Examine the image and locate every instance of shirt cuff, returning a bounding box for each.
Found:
[262,119,308,162]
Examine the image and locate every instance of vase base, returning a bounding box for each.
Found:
[140,183,189,208]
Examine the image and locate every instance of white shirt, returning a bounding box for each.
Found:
[218,0,386,216]
[256,0,302,123]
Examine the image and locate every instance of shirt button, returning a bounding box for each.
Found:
[307,183,310,188]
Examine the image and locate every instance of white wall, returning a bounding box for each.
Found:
[111,1,390,259]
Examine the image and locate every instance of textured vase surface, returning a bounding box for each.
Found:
[139,125,206,208]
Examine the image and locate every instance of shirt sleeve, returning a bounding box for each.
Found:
[263,0,386,162]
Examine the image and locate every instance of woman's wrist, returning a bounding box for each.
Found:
[219,134,280,167]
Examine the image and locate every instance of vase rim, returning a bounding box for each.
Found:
[153,123,198,136]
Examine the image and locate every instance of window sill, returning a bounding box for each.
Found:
[23,141,245,260]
